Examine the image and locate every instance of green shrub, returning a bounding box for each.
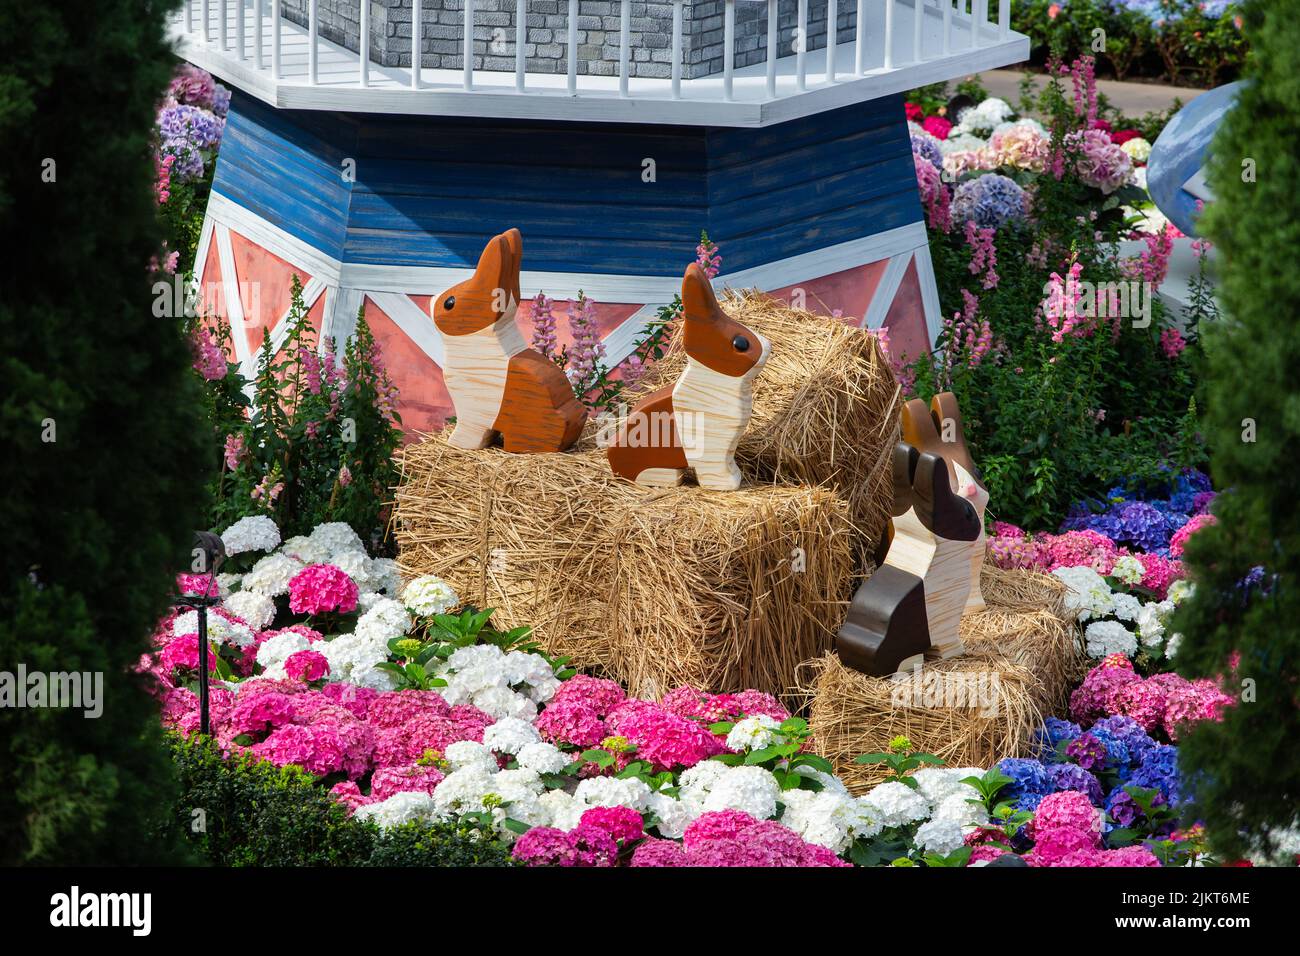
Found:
[162,736,516,867]
[0,0,210,864]
[1174,0,1300,859]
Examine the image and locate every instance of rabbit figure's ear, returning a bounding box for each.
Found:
[911,451,982,542]
[929,392,982,487]
[501,228,523,307]
[681,262,722,323]
[890,442,919,518]
[901,398,942,454]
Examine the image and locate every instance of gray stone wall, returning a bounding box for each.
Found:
[279,0,859,81]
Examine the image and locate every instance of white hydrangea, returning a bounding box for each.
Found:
[431,766,496,816]
[222,589,276,632]
[354,791,438,829]
[483,717,542,755]
[1164,632,1184,659]
[1053,565,1116,621]
[437,644,552,719]
[574,775,654,812]
[1110,555,1147,586]
[539,789,586,831]
[915,817,967,856]
[369,557,404,596]
[491,767,545,802]
[318,631,388,683]
[1085,619,1139,659]
[793,765,849,794]
[678,760,731,802]
[1121,137,1152,163]
[940,132,990,156]
[933,791,988,829]
[1136,600,1173,647]
[1111,591,1143,623]
[646,791,703,840]
[779,789,881,853]
[701,765,781,820]
[724,715,784,753]
[953,97,1014,136]
[256,630,311,669]
[1167,580,1195,605]
[174,610,255,648]
[349,664,398,691]
[911,767,973,805]
[220,515,281,557]
[444,740,499,774]
[216,572,242,594]
[402,575,461,617]
[241,552,304,597]
[280,534,331,565]
[516,741,569,775]
[355,591,386,613]
[308,521,366,559]
[862,781,931,828]
[473,684,538,721]
[330,550,374,591]
[355,597,412,646]
[991,116,1048,138]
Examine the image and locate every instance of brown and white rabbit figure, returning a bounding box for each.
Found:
[432,229,586,454]
[606,263,770,490]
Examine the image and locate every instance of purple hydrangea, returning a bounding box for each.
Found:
[1047,763,1105,806]
[1066,732,1108,772]
[1105,788,1143,827]
[157,103,225,183]
[910,131,943,171]
[1114,500,1172,552]
[1091,715,1157,767]
[952,173,1027,230]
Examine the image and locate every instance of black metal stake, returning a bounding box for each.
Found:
[197,601,211,737]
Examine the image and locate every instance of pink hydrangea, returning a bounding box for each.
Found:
[1100,845,1162,867]
[605,700,723,771]
[319,681,380,719]
[1169,513,1216,558]
[546,674,626,717]
[284,649,330,682]
[1163,678,1234,741]
[1026,826,1103,867]
[512,824,618,867]
[989,124,1048,171]
[370,763,446,800]
[922,114,952,140]
[1115,679,1171,733]
[371,707,491,768]
[225,690,300,738]
[534,698,609,749]
[1028,791,1102,841]
[683,810,760,850]
[159,632,217,674]
[968,844,1012,865]
[1136,553,1184,600]
[1067,127,1133,194]
[659,686,789,724]
[330,780,375,814]
[367,689,451,729]
[630,838,689,867]
[579,806,644,845]
[1070,658,1142,724]
[176,573,220,598]
[287,564,359,615]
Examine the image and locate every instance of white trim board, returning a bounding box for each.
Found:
[862,252,913,331]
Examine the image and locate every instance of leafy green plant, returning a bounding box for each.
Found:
[709,716,839,792]
[854,735,945,789]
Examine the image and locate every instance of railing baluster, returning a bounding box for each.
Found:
[974,0,986,46]
[855,0,865,74]
[620,0,631,97]
[272,0,281,78]
[219,0,228,50]
[883,0,893,69]
[187,0,194,33]
[516,0,526,91]
[412,0,420,88]
[254,0,264,69]
[766,0,778,97]
[723,0,735,100]
[464,0,474,90]
[359,0,368,85]
[796,0,807,91]
[237,0,246,59]
[999,0,1010,38]
[912,0,922,64]
[308,0,318,83]
[671,0,683,99]
[202,0,210,43]
[942,0,951,56]
[825,0,836,82]
[567,0,578,94]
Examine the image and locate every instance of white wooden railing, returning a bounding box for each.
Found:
[175,0,1025,124]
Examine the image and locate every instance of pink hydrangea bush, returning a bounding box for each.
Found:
[288,564,359,615]
[1070,655,1234,741]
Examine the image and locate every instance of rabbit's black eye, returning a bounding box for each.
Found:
[732,335,750,352]
[443,296,456,311]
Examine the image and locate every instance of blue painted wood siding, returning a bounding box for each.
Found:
[212,91,923,276]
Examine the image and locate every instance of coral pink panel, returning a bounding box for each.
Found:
[366,297,451,439]
[229,231,313,359]
[883,257,932,367]
[763,260,890,325]
[407,294,640,354]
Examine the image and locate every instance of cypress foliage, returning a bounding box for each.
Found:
[1175,0,1300,859]
[0,0,209,862]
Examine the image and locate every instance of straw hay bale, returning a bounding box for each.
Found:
[620,291,902,554]
[800,566,1085,794]
[394,435,855,701]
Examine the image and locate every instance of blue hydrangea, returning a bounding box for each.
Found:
[1014,792,1045,813]
[997,758,1052,798]
[952,174,1027,230]
[1115,500,1172,552]
[1036,718,1082,761]
[1090,715,1157,766]
[1088,727,1132,770]
[910,131,943,171]
[1046,763,1105,806]
[1129,744,1181,805]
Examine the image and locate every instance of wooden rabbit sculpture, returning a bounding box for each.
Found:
[606,263,770,490]
[433,229,586,454]
[836,440,984,676]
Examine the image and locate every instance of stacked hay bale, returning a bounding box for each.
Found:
[801,567,1086,793]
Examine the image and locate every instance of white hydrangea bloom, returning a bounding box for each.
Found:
[911,767,971,805]
[991,117,1048,138]
[646,791,703,840]
[444,740,499,774]
[431,766,496,816]
[349,664,398,691]
[241,552,304,597]
[490,767,545,801]
[953,97,1014,136]
[524,673,562,705]
[516,741,569,775]
[308,521,366,559]
[915,817,967,856]
[701,765,781,820]
[473,685,537,721]
[574,776,654,812]
[330,550,374,591]
[940,132,990,156]
[724,715,784,753]
[354,791,438,828]
[369,557,404,596]
[483,717,542,755]
[1084,619,1139,658]
[1121,137,1152,163]
[793,765,849,794]
[355,590,386,613]
[220,515,281,557]
[222,589,276,632]
[779,789,879,853]
[862,781,931,828]
[679,760,731,802]
[1110,555,1146,586]
[1111,592,1143,623]
[280,534,331,565]
[539,789,586,831]
[174,610,255,648]
[1053,566,1116,621]
[355,597,413,645]
[1164,632,1183,659]
[933,791,988,829]
[1167,580,1195,605]
[402,574,461,617]
[1136,600,1173,647]
[216,572,242,594]
[256,631,311,669]
[318,631,388,683]
[501,650,554,687]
